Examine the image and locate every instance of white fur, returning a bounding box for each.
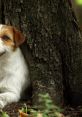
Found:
[0,26,29,108]
[0,25,3,30]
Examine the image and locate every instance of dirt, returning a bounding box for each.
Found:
[3,101,32,117]
[2,101,82,117]
[64,106,82,117]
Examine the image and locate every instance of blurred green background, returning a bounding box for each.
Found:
[72,0,82,30]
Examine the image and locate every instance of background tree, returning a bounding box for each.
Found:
[0,0,82,107]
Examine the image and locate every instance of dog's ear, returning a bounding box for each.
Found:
[13,27,25,47]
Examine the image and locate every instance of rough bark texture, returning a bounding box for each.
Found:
[0,0,82,106]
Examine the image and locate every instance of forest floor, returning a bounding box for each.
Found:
[3,100,31,117]
[2,101,82,117]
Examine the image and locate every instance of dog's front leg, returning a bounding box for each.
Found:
[0,92,20,108]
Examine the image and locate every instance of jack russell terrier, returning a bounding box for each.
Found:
[0,24,30,108]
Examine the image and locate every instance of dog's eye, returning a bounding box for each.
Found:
[2,35,10,41]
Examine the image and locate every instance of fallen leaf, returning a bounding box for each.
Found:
[37,113,43,117]
[19,110,28,117]
[55,112,65,117]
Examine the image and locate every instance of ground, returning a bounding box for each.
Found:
[3,101,31,117]
[2,101,82,117]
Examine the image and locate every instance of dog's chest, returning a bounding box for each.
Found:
[0,48,25,80]
[0,57,16,80]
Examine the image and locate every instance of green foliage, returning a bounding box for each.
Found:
[76,0,82,5]
[20,93,63,117]
[1,111,10,117]
[21,103,28,113]
[38,93,63,117]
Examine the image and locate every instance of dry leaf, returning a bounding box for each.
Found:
[37,112,43,117]
[55,112,65,117]
[19,110,28,117]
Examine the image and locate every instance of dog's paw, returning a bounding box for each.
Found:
[0,100,4,109]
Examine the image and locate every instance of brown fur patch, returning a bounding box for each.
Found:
[13,27,25,47]
[0,25,25,48]
[4,39,16,51]
[3,39,14,46]
[0,26,14,40]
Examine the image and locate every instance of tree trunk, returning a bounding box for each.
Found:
[1,0,82,106]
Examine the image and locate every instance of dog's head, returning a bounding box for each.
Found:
[0,24,25,56]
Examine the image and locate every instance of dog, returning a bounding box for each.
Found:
[0,24,30,108]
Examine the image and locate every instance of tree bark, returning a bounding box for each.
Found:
[1,0,82,106]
